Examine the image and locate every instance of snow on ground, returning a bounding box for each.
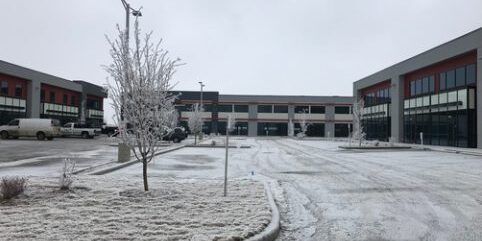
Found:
[0,176,270,241]
[114,137,482,240]
[2,136,481,240]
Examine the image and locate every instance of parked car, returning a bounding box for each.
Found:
[162,127,187,143]
[61,122,101,139]
[0,118,61,140]
[101,124,118,136]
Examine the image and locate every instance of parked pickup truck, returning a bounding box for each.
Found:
[61,123,100,139]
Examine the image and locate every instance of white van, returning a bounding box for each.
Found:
[0,118,61,140]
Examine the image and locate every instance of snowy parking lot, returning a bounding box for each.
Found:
[112,137,482,241]
[1,137,481,240]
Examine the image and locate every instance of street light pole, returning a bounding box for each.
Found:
[120,0,143,48]
[198,81,205,109]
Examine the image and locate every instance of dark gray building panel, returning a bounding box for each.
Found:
[353,28,482,148]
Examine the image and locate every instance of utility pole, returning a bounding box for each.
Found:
[120,0,142,48]
[198,81,205,109]
[118,0,142,163]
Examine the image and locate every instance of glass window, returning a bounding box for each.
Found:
[295,105,309,113]
[422,77,429,93]
[0,81,8,95]
[310,106,325,114]
[466,64,476,85]
[63,94,68,105]
[446,70,455,89]
[448,91,457,103]
[439,73,446,91]
[203,104,213,112]
[41,90,45,101]
[429,76,435,93]
[71,96,76,106]
[217,104,233,112]
[49,92,56,103]
[273,105,288,113]
[234,105,248,113]
[335,106,350,114]
[15,84,22,97]
[8,119,19,126]
[410,81,416,96]
[258,105,272,113]
[415,79,422,95]
[455,67,465,87]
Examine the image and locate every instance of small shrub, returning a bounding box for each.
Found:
[59,158,76,190]
[211,140,216,146]
[1,176,27,200]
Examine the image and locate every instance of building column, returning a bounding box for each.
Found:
[325,104,335,137]
[26,80,41,118]
[248,104,257,137]
[288,105,294,121]
[80,92,87,124]
[390,75,404,142]
[477,47,482,148]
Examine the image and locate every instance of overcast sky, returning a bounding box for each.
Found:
[1,0,482,123]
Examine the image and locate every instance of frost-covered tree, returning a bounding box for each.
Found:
[297,110,310,138]
[188,103,204,145]
[59,158,76,190]
[352,98,366,147]
[288,119,294,137]
[105,19,180,191]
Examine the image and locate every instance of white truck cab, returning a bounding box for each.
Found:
[0,118,61,140]
[61,122,100,139]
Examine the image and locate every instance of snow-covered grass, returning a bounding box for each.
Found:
[0,176,271,241]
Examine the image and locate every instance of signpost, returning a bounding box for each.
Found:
[224,115,235,197]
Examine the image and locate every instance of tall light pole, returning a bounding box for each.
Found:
[120,0,142,47]
[198,81,205,109]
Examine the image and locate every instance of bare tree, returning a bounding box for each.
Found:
[352,98,366,147]
[297,110,310,138]
[188,103,204,145]
[105,19,180,191]
[59,158,76,190]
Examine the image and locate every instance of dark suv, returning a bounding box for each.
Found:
[162,127,187,143]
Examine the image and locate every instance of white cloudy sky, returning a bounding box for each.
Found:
[1,0,481,123]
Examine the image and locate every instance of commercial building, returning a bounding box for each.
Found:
[172,91,353,137]
[0,60,107,126]
[354,28,482,148]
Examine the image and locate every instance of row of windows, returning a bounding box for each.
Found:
[410,76,435,96]
[87,99,101,110]
[177,104,350,114]
[404,88,475,113]
[409,64,476,97]
[293,105,325,114]
[335,106,350,114]
[439,64,476,91]
[364,87,391,107]
[41,90,77,106]
[177,104,249,113]
[404,110,476,148]
[0,81,23,97]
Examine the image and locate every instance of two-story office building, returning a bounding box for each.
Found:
[173,91,353,137]
[354,28,482,148]
[0,60,107,126]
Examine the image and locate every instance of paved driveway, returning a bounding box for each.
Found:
[253,139,482,241]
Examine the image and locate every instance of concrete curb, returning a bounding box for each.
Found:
[338,145,411,150]
[247,182,280,241]
[411,145,482,157]
[89,145,186,175]
[185,144,238,148]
